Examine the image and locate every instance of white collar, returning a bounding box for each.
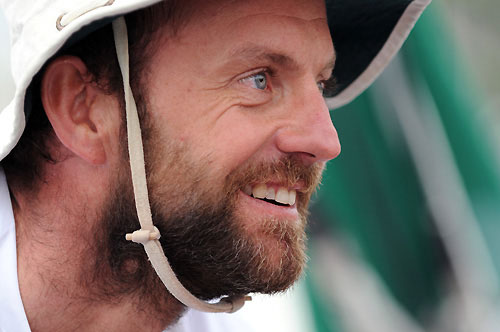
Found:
[0,167,31,332]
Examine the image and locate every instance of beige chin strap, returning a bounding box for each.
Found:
[112,17,250,313]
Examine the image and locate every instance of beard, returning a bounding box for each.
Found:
[146,149,322,299]
[85,113,323,316]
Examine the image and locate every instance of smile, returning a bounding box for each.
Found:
[243,183,297,207]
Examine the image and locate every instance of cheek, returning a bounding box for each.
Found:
[148,79,279,175]
[206,113,278,173]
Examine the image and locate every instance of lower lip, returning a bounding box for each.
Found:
[237,190,299,220]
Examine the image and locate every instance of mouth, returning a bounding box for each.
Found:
[242,183,297,207]
[236,182,302,228]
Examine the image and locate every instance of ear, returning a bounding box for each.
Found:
[41,56,110,165]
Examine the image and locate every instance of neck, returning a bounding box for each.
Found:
[9,163,184,332]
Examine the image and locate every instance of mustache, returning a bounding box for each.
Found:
[224,156,325,199]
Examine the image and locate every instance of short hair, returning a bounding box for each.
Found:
[2,0,191,188]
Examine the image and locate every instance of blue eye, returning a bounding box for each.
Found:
[240,72,268,90]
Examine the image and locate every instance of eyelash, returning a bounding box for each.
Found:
[319,76,338,98]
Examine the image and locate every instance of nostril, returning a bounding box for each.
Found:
[275,127,340,164]
[305,152,316,159]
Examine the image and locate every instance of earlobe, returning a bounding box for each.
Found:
[41,56,107,165]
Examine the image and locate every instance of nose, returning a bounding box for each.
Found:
[275,86,341,165]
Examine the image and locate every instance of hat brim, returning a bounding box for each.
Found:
[325,0,431,109]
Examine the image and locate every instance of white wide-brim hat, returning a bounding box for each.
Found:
[0,0,431,162]
[0,0,431,314]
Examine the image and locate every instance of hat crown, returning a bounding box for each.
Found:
[1,0,123,83]
[0,0,162,161]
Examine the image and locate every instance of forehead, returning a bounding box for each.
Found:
[173,0,328,35]
[161,0,332,65]
[199,0,327,20]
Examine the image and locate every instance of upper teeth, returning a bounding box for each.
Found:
[245,184,296,206]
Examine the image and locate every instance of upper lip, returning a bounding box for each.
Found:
[249,181,304,192]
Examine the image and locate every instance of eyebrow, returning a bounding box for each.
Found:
[228,46,299,70]
[323,56,336,74]
[228,46,336,74]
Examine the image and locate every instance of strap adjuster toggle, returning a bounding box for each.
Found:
[125,226,161,244]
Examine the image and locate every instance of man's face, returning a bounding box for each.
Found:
[107,0,340,301]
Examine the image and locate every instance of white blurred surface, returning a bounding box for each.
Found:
[0,9,14,110]
[166,281,314,332]
[230,280,315,332]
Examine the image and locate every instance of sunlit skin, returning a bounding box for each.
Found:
[9,0,341,331]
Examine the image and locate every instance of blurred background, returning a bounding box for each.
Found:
[1,1,500,331]
[305,0,500,331]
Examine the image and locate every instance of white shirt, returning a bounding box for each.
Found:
[0,168,253,332]
[0,168,31,332]
[167,309,254,332]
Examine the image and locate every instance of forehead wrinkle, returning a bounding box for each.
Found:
[228,46,300,71]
